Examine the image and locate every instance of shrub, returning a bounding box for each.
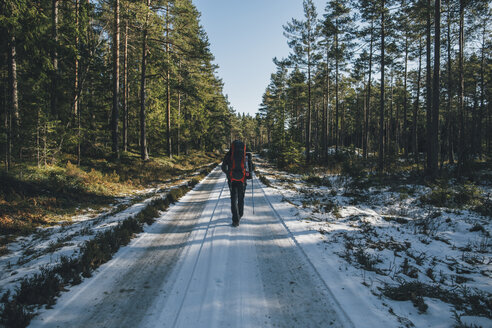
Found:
[258,174,271,187]
[275,140,304,173]
[355,248,378,271]
[421,182,484,209]
[469,224,485,233]
[455,183,482,208]
[341,160,365,180]
[382,281,428,313]
[303,174,332,187]
[474,198,492,218]
[421,186,453,207]
[0,299,32,328]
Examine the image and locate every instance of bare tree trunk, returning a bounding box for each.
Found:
[425,0,432,172]
[389,70,394,155]
[3,65,10,171]
[378,1,385,173]
[111,0,120,158]
[414,37,423,167]
[446,0,454,164]
[403,34,409,158]
[75,0,81,165]
[123,18,128,152]
[140,0,150,161]
[306,49,312,163]
[478,23,485,159]
[37,108,40,167]
[457,0,465,171]
[51,0,58,119]
[177,62,181,156]
[364,21,374,160]
[325,58,330,162]
[430,0,441,176]
[335,19,339,154]
[166,3,172,158]
[8,30,19,167]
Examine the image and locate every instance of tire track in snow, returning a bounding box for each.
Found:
[29,168,224,328]
[254,173,355,328]
[30,168,353,328]
[171,179,227,327]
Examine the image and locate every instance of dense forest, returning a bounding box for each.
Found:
[1,0,491,176]
[257,0,491,177]
[0,0,256,170]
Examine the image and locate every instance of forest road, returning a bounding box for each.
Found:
[30,167,352,328]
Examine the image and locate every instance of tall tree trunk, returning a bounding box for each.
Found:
[8,30,19,167]
[335,19,339,153]
[37,108,40,167]
[140,0,150,161]
[389,70,394,155]
[478,23,485,159]
[306,50,312,163]
[414,37,423,167]
[403,34,409,158]
[324,58,330,163]
[425,0,432,172]
[75,0,81,165]
[322,83,326,161]
[430,0,441,176]
[51,0,58,119]
[324,59,330,163]
[3,64,10,171]
[378,1,385,173]
[166,3,172,158]
[111,0,120,158]
[364,21,374,160]
[446,0,454,164]
[176,61,181,156]
[457,0,465,171]
[123,18,128,152]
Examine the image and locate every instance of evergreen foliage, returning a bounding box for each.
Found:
[0,0,239,170]
[257,0,491,176]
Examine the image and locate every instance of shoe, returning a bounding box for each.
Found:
[232,220,239,227]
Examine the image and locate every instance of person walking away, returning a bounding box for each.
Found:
[221,140,253,227]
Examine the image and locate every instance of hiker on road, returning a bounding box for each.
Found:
[221,140,253,227]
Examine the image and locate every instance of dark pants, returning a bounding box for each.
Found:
[229,180,246,223]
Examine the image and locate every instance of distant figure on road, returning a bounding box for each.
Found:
[221,140,253,227]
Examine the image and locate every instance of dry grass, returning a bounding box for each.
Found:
[0,151,220,241]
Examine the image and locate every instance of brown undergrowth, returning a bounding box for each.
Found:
[0,163,215,328]
[0,151,220,240]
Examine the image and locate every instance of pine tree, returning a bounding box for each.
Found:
[323,0,355,153]
[283,0,321,163]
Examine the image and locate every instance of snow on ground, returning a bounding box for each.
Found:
[30,168,352,328]
[254,156,492,328]
[0,172,200,299]
[2,157,490,327]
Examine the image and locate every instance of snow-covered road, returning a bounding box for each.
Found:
[30,167,352,328]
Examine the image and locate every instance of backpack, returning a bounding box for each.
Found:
[229,140,246,183]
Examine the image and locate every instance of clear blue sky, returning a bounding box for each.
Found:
[193,0,327,117]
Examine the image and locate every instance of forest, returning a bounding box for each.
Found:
[0,1,491,327]
[0,0,255,169]
[2,0,490,177]
[257,0,491,177]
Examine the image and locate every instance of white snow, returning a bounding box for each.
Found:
[0,173,197,299]
[3,158,490,328]
[254,155,492,328]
